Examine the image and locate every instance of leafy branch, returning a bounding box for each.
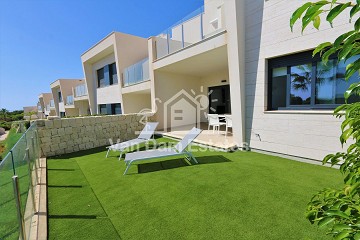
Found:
[291,1,360,239]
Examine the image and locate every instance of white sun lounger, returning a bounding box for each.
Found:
[106,122,159,160]
[123,127,202,175]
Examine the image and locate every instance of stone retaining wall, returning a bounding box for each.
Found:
[35,114,144,157]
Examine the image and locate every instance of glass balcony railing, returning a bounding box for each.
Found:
[75,84,88,98]
[66,95,74,105]
[123,58,150,87]
[154,5,224,60]
[50,99,55,107]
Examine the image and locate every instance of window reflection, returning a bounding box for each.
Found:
[316,56,360,104]
[290,64,312,105]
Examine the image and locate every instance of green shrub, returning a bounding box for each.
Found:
[0,121,11,130]
[24,121,30,129]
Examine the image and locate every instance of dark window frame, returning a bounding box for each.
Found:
[109,63,118,85]
[267,50,349,111]
[98,103,122,115]
[97,68,105,88]
[99,104,107,114]
[58,91,63,103]
[97,62,118,88]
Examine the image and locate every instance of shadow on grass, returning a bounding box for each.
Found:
[0,191,28,207]
[47,168,75,171]
[0,227,18,240]
[48,147,106,160]
[108,142,176,160]
[48,185,83,188]
[48,215,97,219]
[137,155,231,174]
[0,173,28,187]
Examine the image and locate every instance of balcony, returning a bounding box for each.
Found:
[154,5,225,60]
[50,99,55,108]
[65,95,74,106]
[122,58,150,87]
[74,84,88,98]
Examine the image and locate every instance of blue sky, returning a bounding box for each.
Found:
[0,0,203,111]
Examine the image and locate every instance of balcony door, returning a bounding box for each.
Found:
[208,85,231,114]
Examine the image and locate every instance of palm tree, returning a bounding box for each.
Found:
[0,108,9,120]
[291,64,312,92]
[291,62,335,91]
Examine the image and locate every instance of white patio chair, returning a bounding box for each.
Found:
[225,115,232,137]
[106,122,158,160]
[207,114,225,134]
[123,127,202,175]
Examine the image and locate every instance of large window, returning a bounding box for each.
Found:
[97,68,105,88]
[58,91,63,103]
[98,103,122,115]
[99,104,107,115]
[109,63,118,85]
[268,51,359,110]
[97,62,118,88]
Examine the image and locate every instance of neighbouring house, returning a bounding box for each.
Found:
[50,79,85,117]
[38,93,53,119]
[23,106,39,120]
[81,31,151,115]
[73,82,90,116]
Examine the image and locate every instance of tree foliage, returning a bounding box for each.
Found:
[291,1,360,239]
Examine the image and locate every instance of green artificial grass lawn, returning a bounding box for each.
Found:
[0,128,23,159]
[47,138,342,240]
[0,129,36,240]
[0,164,31,240]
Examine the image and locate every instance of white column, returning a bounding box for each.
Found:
[224,0,246,146]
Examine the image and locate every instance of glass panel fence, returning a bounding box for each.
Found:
[123,58,150,87]
[66,95,74,105]
[0,153,19,240]
[0,123,40,240]
[154,5,225,60]
[75,84,87,97]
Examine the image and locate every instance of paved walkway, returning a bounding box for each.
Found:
[162,123,237,151]
[0,131,9,141]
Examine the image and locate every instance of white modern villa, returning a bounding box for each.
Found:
[37,93,53,119]
[33,0,359,161]
[81,32,150,115]
[50,79,85,117]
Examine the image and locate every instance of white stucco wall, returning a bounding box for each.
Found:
[122,93,151,114]
[65,108,79,117]
[59,102,65,112]
[153,71,202,130]
[74,100,90,116]
[96,85,122,105]
[203,0,225,36]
